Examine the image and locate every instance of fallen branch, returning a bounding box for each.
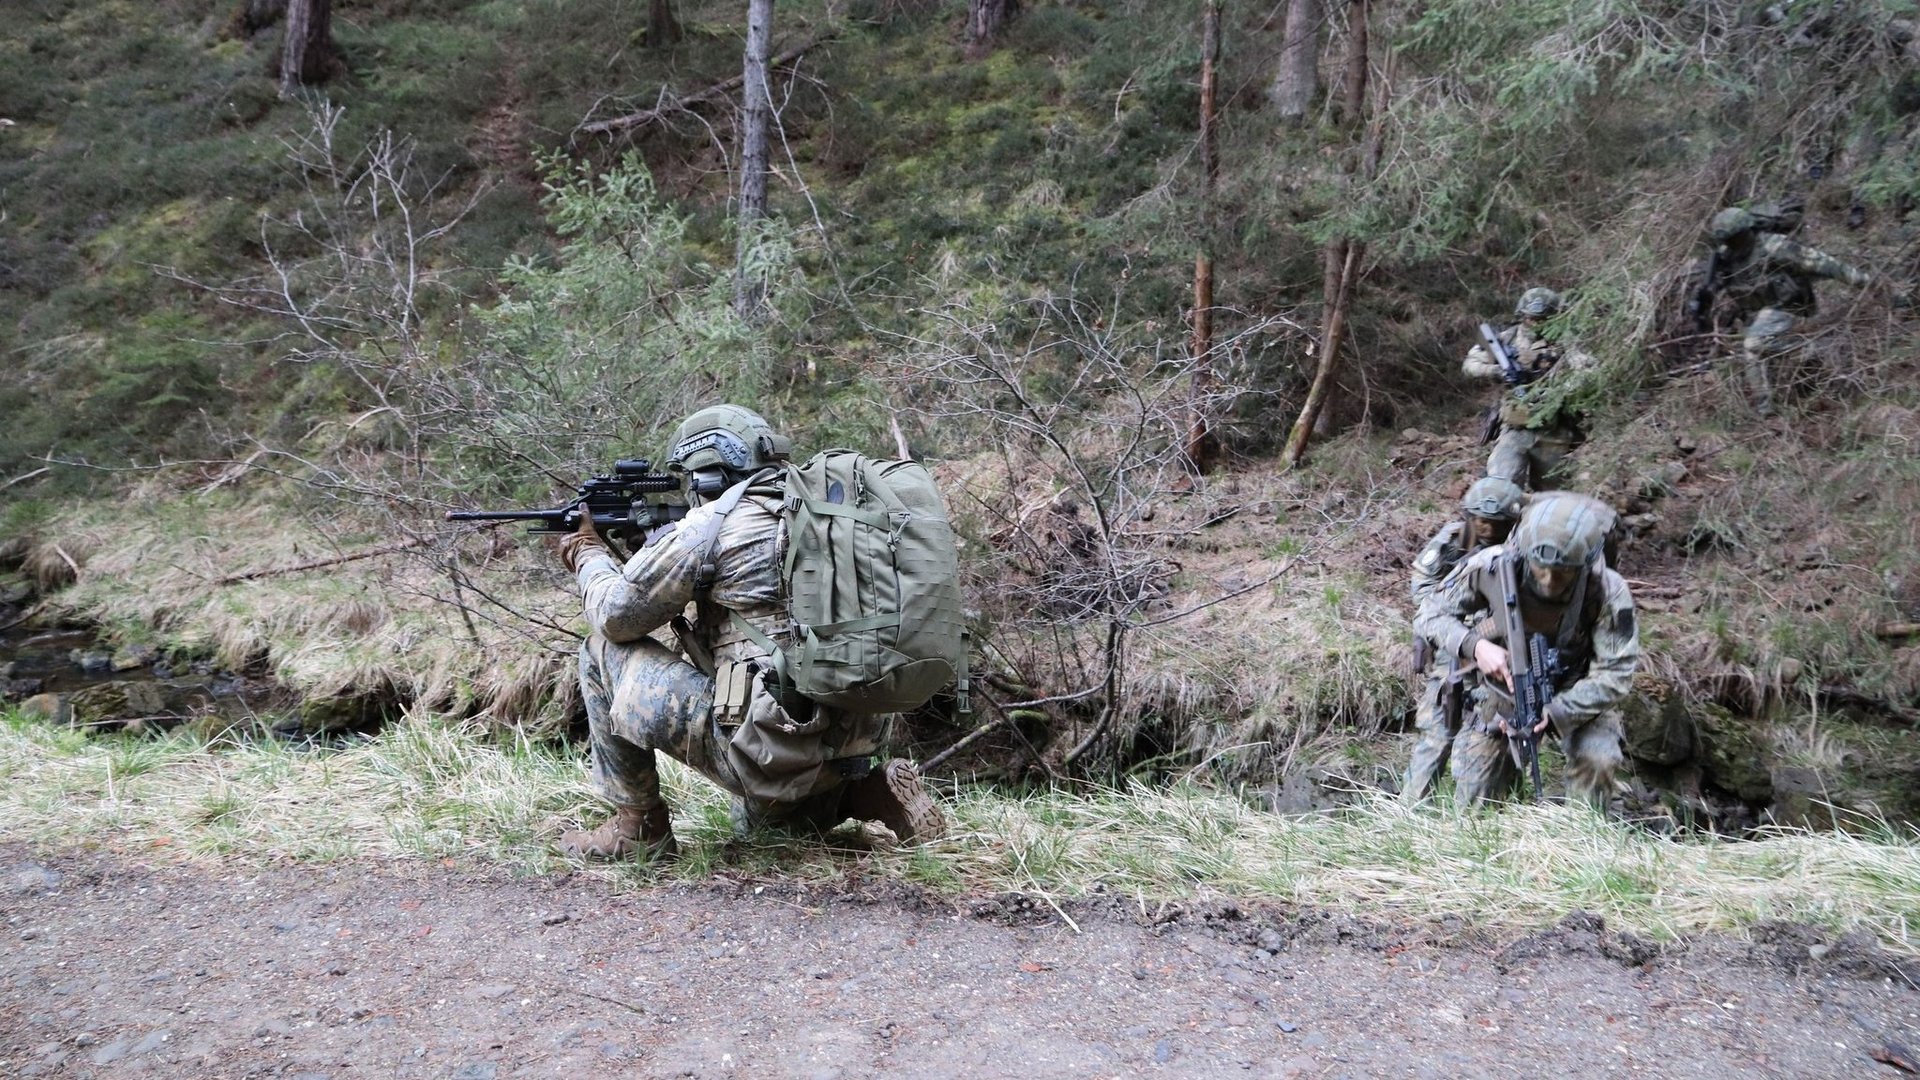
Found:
[580,39,827,136]
[217,536,430,585]
[1,467,49,492]
[1877,622,1920,641]
[923,697,1047,774]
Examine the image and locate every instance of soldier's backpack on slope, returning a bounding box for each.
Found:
[704,450,969,715]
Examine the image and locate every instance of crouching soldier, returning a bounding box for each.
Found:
[1413,493,1637,807]
[1402,476,1526,802]
[556,404,947,861]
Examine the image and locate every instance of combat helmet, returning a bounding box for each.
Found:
[1708,207,1756,243]
[1460,476,1525,522]
[1510,492,1610,568]
[1514,287,1563,319]
[666,404,792,476]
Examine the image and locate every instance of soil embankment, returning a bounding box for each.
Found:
[2,845,1916,1078]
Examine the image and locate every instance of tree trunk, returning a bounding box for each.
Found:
[1282,0,1378,466]
[1269,0,1323,124]
[1337,0,1369,127]
[648,0,683,47]
[1185,0,1223,473]
[733,0,774,324]
[966,0,1021,59]
[1281,240,1362,467]
[277,0,337,98]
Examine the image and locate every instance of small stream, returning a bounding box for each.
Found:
[1,608,290,735]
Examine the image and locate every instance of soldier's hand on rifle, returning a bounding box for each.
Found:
[1473,638,1513,691]
[557,507,609,573]
[1493,713,1550,738]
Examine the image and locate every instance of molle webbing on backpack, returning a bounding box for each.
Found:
[703,451,969,716]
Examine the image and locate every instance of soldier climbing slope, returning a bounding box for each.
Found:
[1412,492,1637,807]
[1692,200,1876,416]
[1402,476,1526,802]
[1462,287,1598,491]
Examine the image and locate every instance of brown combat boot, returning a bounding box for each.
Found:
[839,760,947,843]
[558,805,679,862]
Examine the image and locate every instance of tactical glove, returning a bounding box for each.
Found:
[557,509,610,574]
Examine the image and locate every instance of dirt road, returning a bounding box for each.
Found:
[2,844,1916,1078]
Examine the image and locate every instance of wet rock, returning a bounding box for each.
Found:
[19,694,71,726]
[1620,677,1694,766]
[66,681,171,731]
[296,685,403,734]
[70,650,114,674]
[110,644,160,672]
[0,576,35,605]
[5,677,45,702]
[1693,703,1773,803]
[1767,765,1837,830]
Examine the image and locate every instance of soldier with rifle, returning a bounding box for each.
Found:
[1462,287,1597,492]
[1690,200,1879,416]
[450,404,950,861]
[1413,493,1637,807]
[1402,476,1525,803]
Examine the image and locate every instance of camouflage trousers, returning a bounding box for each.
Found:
[1738,307,1804,416]
[578,635,871,831]
[1400,676,1454,803]
[1486,422,1581,492]
[1450,710,1624,808]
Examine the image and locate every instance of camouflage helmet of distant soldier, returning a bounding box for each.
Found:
[1460,476,1525,523]
[666,404,792,477]
[1510,494,1609,569]
[1514,287,1563,319]
[1708,207,1757,243]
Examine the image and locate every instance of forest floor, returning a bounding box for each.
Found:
[3,843,1918,1079]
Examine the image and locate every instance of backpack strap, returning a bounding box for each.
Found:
[691,467,778,592]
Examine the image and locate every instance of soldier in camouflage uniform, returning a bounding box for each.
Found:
[1463,287,1598,491]
[557,405,946,861]
[1701,202,1872,416]
[1413,493,1637,807]
[1402,476,1526,802]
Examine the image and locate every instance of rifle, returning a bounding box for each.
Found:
[1493,553,1562,801]
[1686,248,1722,333]
[445,459,689,555]
[1478,322,1530,387]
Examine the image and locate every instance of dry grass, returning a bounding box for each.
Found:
[18,489,582,730]
[4,708,1916,949]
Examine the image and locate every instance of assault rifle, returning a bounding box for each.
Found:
[1493,552,1562,801]
[1478,322,1530,387]
[445,459,688,555]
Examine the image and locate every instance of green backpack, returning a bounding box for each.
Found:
[703,450,969,715]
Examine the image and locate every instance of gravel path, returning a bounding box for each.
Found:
[2,844,1917,1078]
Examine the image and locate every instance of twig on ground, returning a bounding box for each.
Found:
[1,467,49,492]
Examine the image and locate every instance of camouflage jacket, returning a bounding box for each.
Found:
[1410,520,1471,605]
[1413,545,1639,730]
[1717,233,1871,319]
[574,490,789,667]
[1462,324,1597,428]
